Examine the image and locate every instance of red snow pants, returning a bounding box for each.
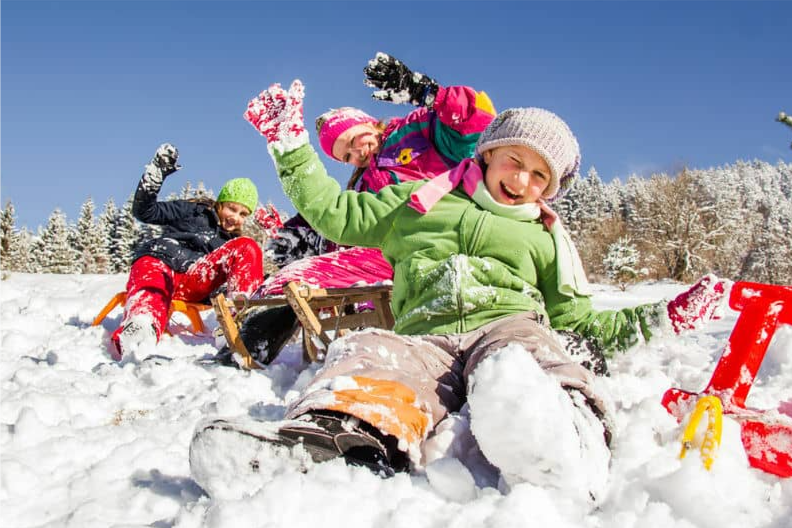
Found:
[113,237,263,345]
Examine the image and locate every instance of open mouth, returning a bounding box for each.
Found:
[500,182,522,201]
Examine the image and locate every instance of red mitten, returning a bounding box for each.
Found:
[254,204,284,238]
[243,80,308,153]
[667,274,731,333]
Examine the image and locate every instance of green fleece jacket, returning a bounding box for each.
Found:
[274,144,666,355]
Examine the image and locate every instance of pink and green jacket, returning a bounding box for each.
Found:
[355,85,496,193]
[273,144,667,356]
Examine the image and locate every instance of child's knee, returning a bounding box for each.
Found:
[229,236,263,257]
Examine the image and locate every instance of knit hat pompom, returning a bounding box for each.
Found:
[475,108,580,201]
[217,177,259,213]
[316,107,379,160]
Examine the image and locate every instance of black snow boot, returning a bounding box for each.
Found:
[272,411,409,477]
[214,305,300,366]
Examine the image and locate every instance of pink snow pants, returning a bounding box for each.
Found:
[113,237,263,345]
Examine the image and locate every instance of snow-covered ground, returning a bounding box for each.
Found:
[1,272,790,528]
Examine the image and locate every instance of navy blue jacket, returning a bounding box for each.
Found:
[132,174,236,273]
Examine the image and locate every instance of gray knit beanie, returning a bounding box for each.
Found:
[475,107,580,200]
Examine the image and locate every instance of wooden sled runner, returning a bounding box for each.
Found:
[212,282,395,370]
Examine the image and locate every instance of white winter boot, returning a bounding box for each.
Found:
[467,346,611,506]
[117,314,157,359]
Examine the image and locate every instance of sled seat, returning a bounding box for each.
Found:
[91,291,212,335]
[212,281,395,370]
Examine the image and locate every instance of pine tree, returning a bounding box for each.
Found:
[11,228,35,272]
[1,200,18,269]
[603,237,643,290]
[99,198,123,273]
[75,197,111,273]
[113,195,142,272]
[553,173,587,238]
[175,181,216,201]
[36,209,79,273]
[579,168,608,224]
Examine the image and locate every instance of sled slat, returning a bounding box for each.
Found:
[212,293,260,370]
[212,282,395,368]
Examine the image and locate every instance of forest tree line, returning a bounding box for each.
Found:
[0,182,277,277]
[2,159,791,286]
[552,158,792,286]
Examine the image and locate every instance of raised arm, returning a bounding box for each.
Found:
[364,52,496,160]
[132,143,190,224]
[244,80,414,248]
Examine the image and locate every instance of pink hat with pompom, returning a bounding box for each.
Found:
[315,107,378,160]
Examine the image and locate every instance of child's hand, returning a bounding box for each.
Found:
[152,143,181,176]
[244,80,308,152]
[253,204,284,238]
[666,274,732,333]
[364,52,439,108]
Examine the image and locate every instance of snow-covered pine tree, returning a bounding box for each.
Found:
[99,198,124,273]
[1,200,18,269]
[75,197,111,274]
[35,209,79,274]
[11,228,35,272]
[579,168,609,225]
[174,181,215,201]
[551,173,582,236]
[603,237,643,290]
[113,195,142,273]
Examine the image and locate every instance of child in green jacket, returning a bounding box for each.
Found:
[191,80,729,506]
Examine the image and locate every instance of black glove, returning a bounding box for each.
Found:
[265,226,332,268]
[152,143,181,177]
[364,52,439,108]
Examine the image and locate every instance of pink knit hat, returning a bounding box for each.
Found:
[315,107,378,160]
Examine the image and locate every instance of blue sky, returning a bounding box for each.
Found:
[3,1,791,230]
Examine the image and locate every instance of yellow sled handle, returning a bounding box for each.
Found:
[679,395,723,470]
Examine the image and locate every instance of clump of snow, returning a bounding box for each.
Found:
[1,272,791,527]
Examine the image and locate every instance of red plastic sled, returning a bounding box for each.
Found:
[662,281,792,477]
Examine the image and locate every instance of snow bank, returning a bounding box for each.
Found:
[1,273,790,527]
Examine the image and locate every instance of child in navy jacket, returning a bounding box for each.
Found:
[111,144,264,359]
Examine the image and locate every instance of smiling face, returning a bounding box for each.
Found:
[216,201,251,234]
[481,145,552,206]
[331,123,382,167]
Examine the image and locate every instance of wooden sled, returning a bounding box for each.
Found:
[212,282,395,370]
[92,291,212,335]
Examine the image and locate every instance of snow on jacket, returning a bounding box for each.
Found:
[131,174,236,273]
[354,85,496,193]
[273,144,667,354]
[266,86,495,269]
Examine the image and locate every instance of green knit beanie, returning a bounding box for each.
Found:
[217,178,258,213]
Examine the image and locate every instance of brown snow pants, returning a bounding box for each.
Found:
[285,312,605,455]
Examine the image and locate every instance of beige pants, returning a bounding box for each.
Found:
[286,312,607,456]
